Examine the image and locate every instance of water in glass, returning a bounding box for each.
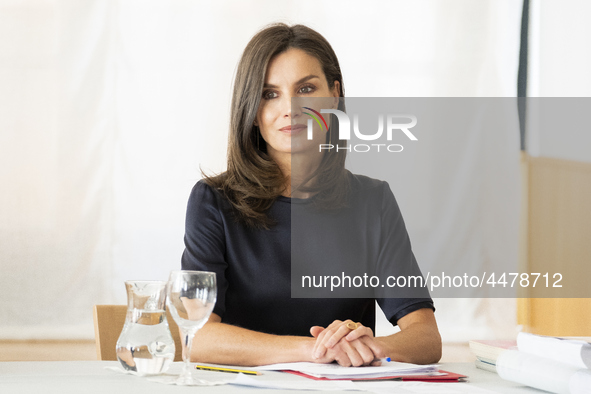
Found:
[116,281,175,375]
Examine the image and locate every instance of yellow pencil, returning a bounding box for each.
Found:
[195,365,262,375]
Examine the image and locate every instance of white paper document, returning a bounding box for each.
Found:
[498,349,591,394]
[254,361,438,379]
[232,374,499,393]
[517,332,591,370]
[231,373,362,391]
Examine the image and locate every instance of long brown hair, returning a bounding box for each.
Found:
[204,23,349,228]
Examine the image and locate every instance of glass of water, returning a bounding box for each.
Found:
[167,270,217,385]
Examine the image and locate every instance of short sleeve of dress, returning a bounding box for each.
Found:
[181,180,228,318]
[375,181,434,326]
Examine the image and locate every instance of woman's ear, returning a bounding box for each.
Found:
[332,80,340,97]
[332,81,340,108]
[332,96,339,109]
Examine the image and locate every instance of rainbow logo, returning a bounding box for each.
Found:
[303,107,328,131]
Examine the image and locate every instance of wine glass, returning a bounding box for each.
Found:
[167,270,217,385]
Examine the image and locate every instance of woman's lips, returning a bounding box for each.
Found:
[279,124,307,134]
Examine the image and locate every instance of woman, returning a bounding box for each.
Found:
[181,23,441,367]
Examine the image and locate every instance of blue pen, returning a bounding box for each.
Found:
[376,357,391,364]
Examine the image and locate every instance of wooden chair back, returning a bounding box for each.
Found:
[93,305,183,361]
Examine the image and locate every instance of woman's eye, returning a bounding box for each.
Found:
[299,85,315,94]
[263,90,278,100]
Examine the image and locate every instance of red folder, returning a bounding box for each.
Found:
[285,369,467,382]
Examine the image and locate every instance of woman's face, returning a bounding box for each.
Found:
[255,48,339,159]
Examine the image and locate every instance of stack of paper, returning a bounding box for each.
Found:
[496,333,591,394]
[468,339,516,372]
[255,361,438,380]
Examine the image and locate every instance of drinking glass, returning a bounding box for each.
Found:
[167,270,217,385]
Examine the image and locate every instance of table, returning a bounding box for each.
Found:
[0,361,542,393]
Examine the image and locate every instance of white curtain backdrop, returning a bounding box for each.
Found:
[0,0,522,340]
[527,0,591,163]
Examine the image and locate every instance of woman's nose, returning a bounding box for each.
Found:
[288,96,303,119]
[281,95,292,118]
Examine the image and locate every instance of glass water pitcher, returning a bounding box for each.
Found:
[116,281,175,375]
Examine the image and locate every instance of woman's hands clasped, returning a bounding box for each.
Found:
[309,320,386,367]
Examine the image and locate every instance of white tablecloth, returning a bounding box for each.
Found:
[0,361,541,393]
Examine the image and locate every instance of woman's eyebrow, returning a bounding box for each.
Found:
[263,75,320,89]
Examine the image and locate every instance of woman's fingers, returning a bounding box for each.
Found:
[336,341,362,367]
[312,320,342,358]
[324,322,360,349]
[312,319,379,362]
[358,336,386,359]
[309,326,324,338]
[313,336,386,367]
[335,338,377,367]
[345,326,373,342]
[316,319,359,355]
[348,338,376,366]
